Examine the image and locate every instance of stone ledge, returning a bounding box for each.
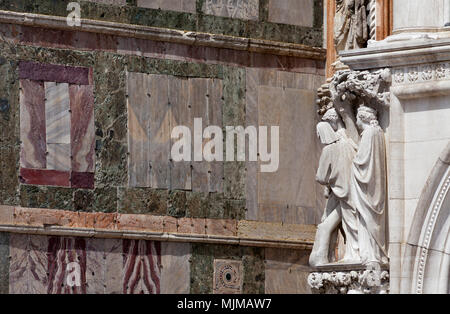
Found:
[0,10,326,60]
[0,205,315,249]
[340,36,450,70]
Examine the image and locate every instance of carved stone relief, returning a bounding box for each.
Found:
[334,0,370,52]
[392,63,450,86]
[308,267,390,294]
[309,69,391,294]
[213,259,243,294]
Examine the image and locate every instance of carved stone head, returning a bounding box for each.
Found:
[356,105,378,131]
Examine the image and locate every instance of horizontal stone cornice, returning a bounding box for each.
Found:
[0,10,326,60]
[0,205,315,250]
[340,36,450,70]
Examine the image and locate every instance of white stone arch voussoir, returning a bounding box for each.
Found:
[401,142,450,294]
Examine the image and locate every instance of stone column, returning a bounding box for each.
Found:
[393,0,449,34]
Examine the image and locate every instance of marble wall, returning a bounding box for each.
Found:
[0,0,325,294]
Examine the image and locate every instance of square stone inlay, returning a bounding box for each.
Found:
[213,259,243,294]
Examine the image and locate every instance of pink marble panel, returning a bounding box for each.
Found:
[19,79,47,169]
[9,234,48,294]
[70,84,95,173]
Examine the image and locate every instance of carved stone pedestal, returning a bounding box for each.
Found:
[308,264,390,294]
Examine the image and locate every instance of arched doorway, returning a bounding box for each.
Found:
[401,143,450,294]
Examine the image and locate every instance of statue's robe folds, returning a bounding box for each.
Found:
[351,125,389,265]
[316,131,359,262]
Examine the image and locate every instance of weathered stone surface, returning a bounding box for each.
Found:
[73,189,95,212]
[223,67,245,201]
[202,0,259,21]
[169,75,192,191]
[116,213,163,232]
[177,217,206,235]
[118,188,168,215]
[238,220,316,243]
[87,0,126,5]
[190,244,264,294]
[245,68,321,224]
[148,74,171,189]
[206,218,237,237]
[265,248,312,294]
[161,242,191,294]
[168,190,186,218]
[19,185,73,210]
[0,232,9,294]
[94,53,127,187]
[0,146,19,205]
[127,72,151,188]
[9,234,48,294]
[268,0,314,27]
[89,187,118,213]
[137,0,196,13]
[0,205,14,225]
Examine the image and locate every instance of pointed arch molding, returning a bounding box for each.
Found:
[401,142,450,294]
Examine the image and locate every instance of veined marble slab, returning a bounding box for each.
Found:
[45,82,71,145]
[19,79,47,169]
[70,85,95,173]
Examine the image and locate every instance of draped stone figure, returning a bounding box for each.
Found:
[334,0,369,51]
[309,109,360,267]
[310,105,388,267]
[351,106,389,265]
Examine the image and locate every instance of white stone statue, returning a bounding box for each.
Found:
[309,109,360,267]
[351,105,388,265]
[310,105,388,267]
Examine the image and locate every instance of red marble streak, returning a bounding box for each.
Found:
[47,237,66,294]
[123,239,138,294]
[47,237,87,294]
[122,240,161,294]
[20,168,71,187]
[147,241,161,294]
[19,61,90,85]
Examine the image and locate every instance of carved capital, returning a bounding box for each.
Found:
[308,268,390,295]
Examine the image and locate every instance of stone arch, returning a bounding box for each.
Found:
[401,142,450,294]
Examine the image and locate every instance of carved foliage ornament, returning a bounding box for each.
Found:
[308,269,390,294]
[318,69,391,116]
